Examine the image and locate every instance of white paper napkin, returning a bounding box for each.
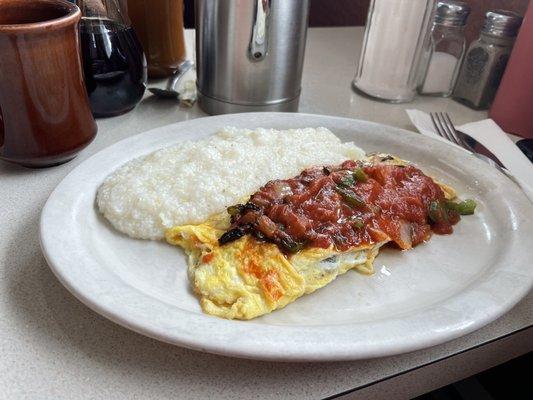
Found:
[406,109,533,202]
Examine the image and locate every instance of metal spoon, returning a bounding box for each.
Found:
[148,59,194,99]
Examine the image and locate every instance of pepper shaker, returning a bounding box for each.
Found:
[453,10,522,110]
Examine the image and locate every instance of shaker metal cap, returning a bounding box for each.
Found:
[482,10,523,37]
[435,1,471,26]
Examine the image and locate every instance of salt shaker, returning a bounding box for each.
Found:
[418,1,470,97]
[352,0,436,103]
[453,10,522,110]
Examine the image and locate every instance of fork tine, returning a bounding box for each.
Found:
[432,112,454,142]
[435,112,456,143]
[440,113,463,147]
[443,112,471,149]
[430,112,447,140]
[429,112,440,135]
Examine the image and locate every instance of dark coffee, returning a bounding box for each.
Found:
[0,2,68,24]
[80,18,147,118]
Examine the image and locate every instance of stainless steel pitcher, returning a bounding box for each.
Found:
[195,0,310,115]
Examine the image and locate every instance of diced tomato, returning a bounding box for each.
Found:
[225,160,460,252]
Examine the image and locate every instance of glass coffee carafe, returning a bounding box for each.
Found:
[76,0,147,117]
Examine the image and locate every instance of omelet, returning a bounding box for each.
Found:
[165,155,464,320]
[165,212,386,320]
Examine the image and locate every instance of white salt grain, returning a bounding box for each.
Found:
[421,52,458,94]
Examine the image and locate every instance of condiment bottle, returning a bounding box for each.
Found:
[352,0,436,103]
[453,10,522,110]
[127,0,186,78]
[490,3,533,139]
[77,0,147,118]
[418,1,470,97]
[196,0,310,115]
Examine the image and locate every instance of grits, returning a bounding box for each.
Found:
[97,127,365,240]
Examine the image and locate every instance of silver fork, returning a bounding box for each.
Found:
[430,112,516,181]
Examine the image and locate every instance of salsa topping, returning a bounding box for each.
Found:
[219,157,475,253]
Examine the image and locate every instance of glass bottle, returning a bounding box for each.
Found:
[127,0,186,78]
[453,10,522,110]
[352,0,436,103]
[77,0,147,118]
[418,1,470,97]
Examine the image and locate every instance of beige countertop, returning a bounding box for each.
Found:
[1,27,531,400]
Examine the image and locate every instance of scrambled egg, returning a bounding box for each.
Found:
[165,212,385,320]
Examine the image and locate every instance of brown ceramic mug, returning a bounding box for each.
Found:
[0,0,97,168]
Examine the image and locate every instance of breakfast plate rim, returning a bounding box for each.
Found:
[40,112,533,361]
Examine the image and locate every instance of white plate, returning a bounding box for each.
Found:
[40,113,533,362]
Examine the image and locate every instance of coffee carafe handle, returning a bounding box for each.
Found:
[249,0,270,61]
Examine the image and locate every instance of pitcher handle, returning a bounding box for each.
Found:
[249,0,270,61]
